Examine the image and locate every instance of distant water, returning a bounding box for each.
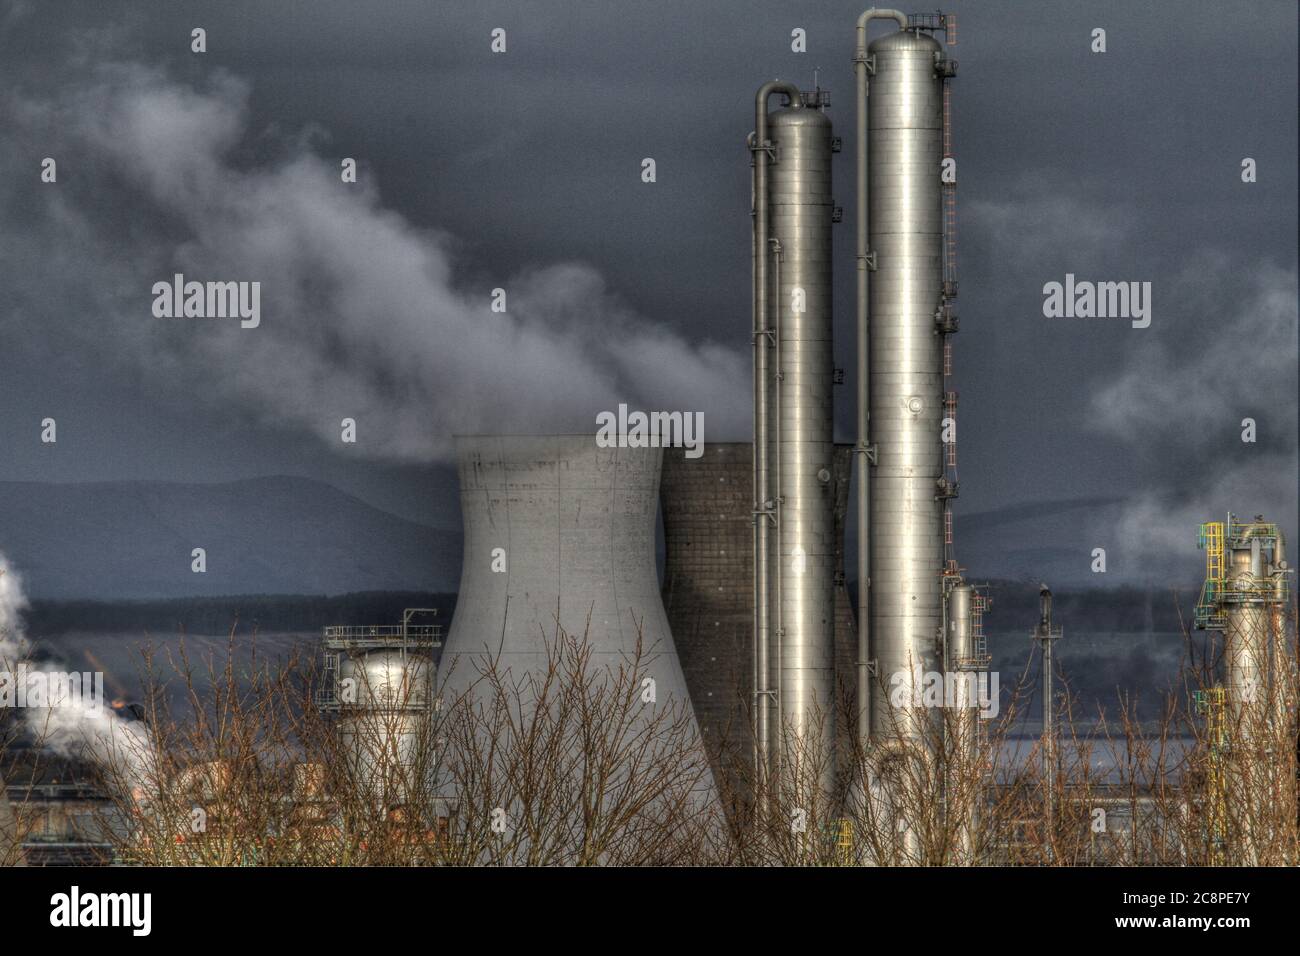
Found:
[995,735,1198,785]
[987,629,1207,726]
[32,626,1215,740]
[29,630,316,711]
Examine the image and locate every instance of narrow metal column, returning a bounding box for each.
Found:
[865,27,946,746]
[1224,540,1268,865]
[768,99,837,802]
[1036,584,1059,862]
[946,583,977,863]
[853,4,909,786]
[751,82,801,814]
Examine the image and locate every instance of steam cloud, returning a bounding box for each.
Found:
[0,554,155,782]
[1,49,748,461]
[0,559,28,668]
[1087,258,1298,574]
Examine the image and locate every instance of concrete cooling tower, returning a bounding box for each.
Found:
[440,435,711,790]
[660,442,857,810]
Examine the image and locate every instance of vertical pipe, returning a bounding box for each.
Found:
[771,236,783,782]
[1270,534,1290,843]
[750,128,767,814]
[946,583,976,863]
[1269,537,1296,864]
[752,82,800,816]
[854,17,873,771]
[1225,542,1267,864]
[1042,614,1053,854]
[1037,584,1055,862]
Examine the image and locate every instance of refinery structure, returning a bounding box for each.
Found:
[744,8,985,862]
[3,9,1295,871]
[373,7,1288,866]
[220,7,1300,868]
[1193,516,1295,865]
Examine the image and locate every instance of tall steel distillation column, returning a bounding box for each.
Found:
[752,83,838,814]
[852,5,909,821]
[858,12,952,861]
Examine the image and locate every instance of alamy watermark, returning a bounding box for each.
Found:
[888,667,1000,719]
[595,403,704,459]
[1042,273,1150,329]
[0,665,105,713]
[152,273,260,328]
[49,886,151,936]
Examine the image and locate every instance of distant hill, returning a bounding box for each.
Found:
[0,476,462,599]
[25,591,457,638]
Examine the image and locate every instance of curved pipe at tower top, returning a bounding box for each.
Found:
[856,8,909,50]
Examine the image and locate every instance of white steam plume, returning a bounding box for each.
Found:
[0,554,156,787]
[2,54,748,461]
[0,559,29,669]
[1087,259,1298,574]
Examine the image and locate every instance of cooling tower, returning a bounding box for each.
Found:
[440,435,712,798]
[661,442,856,815]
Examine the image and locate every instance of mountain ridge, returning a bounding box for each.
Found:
[0,476,461,599]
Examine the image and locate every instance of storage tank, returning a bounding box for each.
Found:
[338,649,433,804]
[316,613,440,811]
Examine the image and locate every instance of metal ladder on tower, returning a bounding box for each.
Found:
[1195,522,1226,629]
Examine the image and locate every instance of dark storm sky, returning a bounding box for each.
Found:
[0,0,1295,589]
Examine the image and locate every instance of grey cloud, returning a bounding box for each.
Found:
[966,180,1136,268]
[1,50,747,463]
[1085,259,1297,573]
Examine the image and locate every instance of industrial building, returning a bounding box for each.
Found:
[293,10,1297,867]
[746,9,976,861]
[418,10,977,861]
[1194,515,1296,865]
[1,749,119,866]
[660,442,856,818]
[315,608,442,814]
